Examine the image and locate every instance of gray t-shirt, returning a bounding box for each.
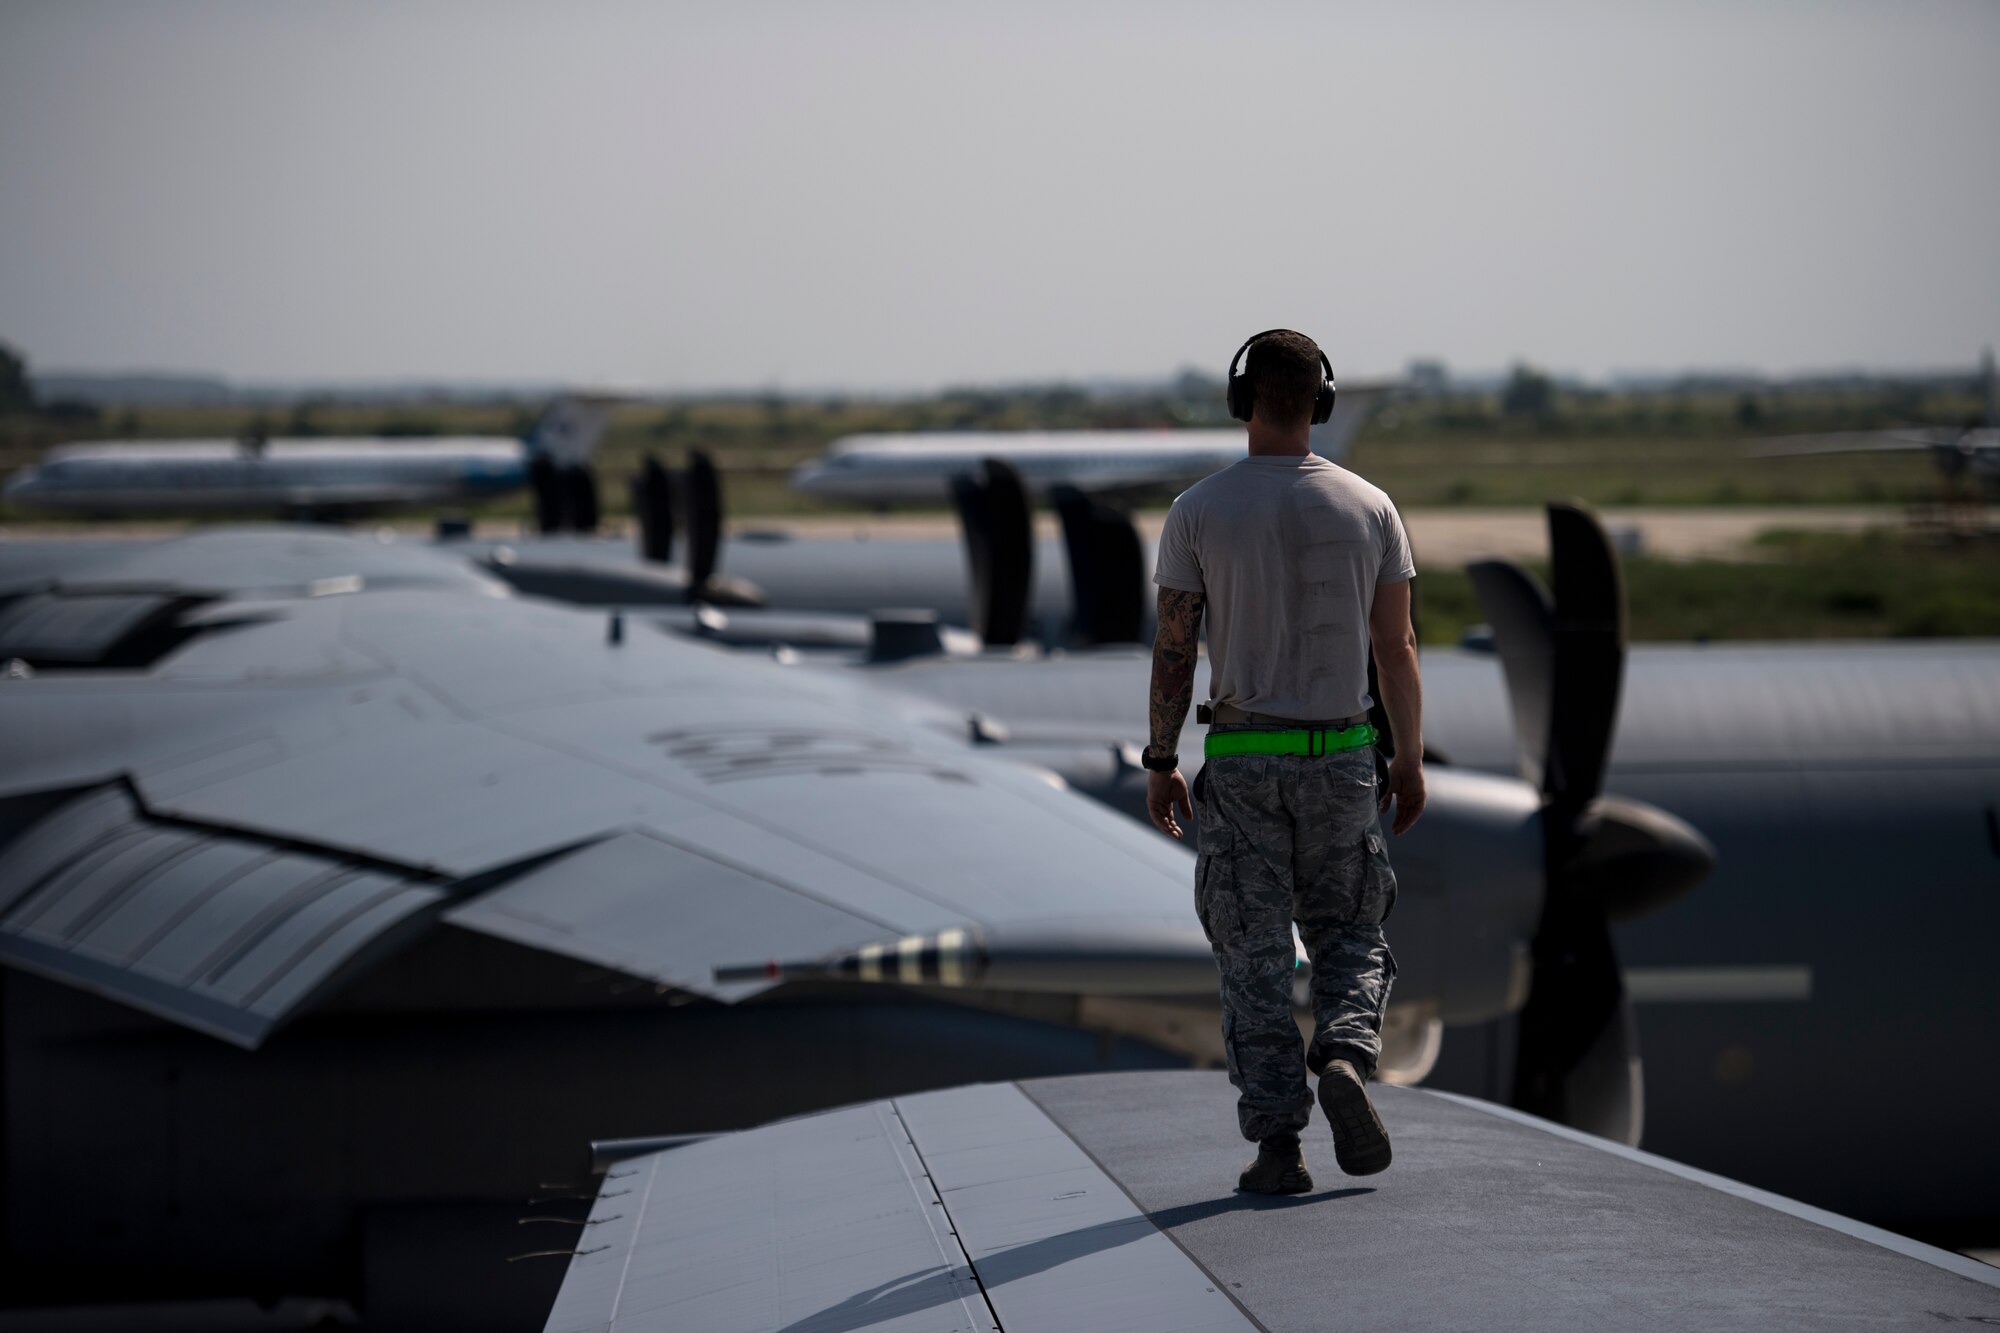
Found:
[1153,454,1414,722]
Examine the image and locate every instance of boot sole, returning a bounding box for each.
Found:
[1319,1071,1392,1176]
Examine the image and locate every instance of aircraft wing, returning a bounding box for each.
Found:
[545,1070,2000,1332]
[0,529,1207,1048]
[1745,429,1947,458]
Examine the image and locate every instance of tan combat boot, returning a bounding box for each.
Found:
[1237,1136,1313,1195]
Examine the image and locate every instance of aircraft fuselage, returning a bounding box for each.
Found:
[4,438,531,514]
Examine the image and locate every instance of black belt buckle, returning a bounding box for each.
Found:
[1195,703,1215,725]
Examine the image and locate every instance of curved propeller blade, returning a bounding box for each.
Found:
[562,466,600,535]
[1512,931,1644,1145]
[1465,558,1554,790]
[949,459,1034,646]
[1544,501,1625,820]
[632,454,676,564]
[1051,485,1146,647]
[529,454,564,534]
[685,450,723,599]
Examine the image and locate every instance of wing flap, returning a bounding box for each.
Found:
[543,1101,991,1333]
[447,828,894,1000]
[0,783,445,1047]
[541,1083,1257,1333]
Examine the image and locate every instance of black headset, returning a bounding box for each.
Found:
[1226,328,1336,426]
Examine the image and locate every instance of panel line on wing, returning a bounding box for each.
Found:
[878,1099,1004,1333]
[895,1082,1261,1332]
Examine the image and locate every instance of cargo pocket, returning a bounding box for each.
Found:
[1193,825,1241,946]
[1361,827,1398,924]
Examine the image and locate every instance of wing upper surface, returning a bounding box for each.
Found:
[548,1072,2000,1332]
[0,529,1207,1030]
[544,1083,1255,1333]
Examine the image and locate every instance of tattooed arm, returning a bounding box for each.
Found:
[1145,586,1204,840]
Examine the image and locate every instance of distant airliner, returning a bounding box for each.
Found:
[3,398,609,517]
[790,388,1382,505]
[1747,347,2000,492]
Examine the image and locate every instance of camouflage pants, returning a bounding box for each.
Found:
[1194,743,1398,1144]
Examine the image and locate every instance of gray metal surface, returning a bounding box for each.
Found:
[550,1071,2000,1331]
[449,828,889,1000]
[1022,1071,2000,1331]
[863,638,2000,776]
[1,526,501,599]
[897,1083,1254,1332]
[542,1101,996,1333]
[722,533,1081,634]
[0,783,443,1046]
[543,1082,1254,1333]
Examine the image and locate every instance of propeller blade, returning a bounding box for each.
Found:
[1480,501,1695,1145]
[1508,882,1633,1140]
[529,454,565,535]
[562,465,600,535]
[1545,502,1625,817]
[1512,922,1644,1146]
[685,450,723,599]
[949,459,1034,646]
[1051,485,1147,647]
[632,454,676,564]
[1465,558,1554,790]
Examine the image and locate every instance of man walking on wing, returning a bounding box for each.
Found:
[1143,329,1425,1194]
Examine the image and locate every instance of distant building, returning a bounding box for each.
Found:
[1405,359,1449,396]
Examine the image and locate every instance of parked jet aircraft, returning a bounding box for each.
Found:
[0,518,1707,1328]
[2,397,612,522]
[1748,347,2000,492]
[789,388,1380,505]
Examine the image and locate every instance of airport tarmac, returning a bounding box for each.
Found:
[3,506,1984,571]
[756,505,1978,567]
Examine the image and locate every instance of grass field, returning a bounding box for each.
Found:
[4,393,1993,644]
[1414,526,2000,645]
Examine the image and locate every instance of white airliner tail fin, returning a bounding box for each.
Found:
[525,397,614,463]
[1309,386,1383,462]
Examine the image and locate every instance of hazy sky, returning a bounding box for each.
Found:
[2,1,1995,390]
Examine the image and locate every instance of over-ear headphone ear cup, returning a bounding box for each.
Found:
[1228,376,1252,422]
[1312,381,1336,426]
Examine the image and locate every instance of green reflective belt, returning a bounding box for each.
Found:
[1204,723,1379,759]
